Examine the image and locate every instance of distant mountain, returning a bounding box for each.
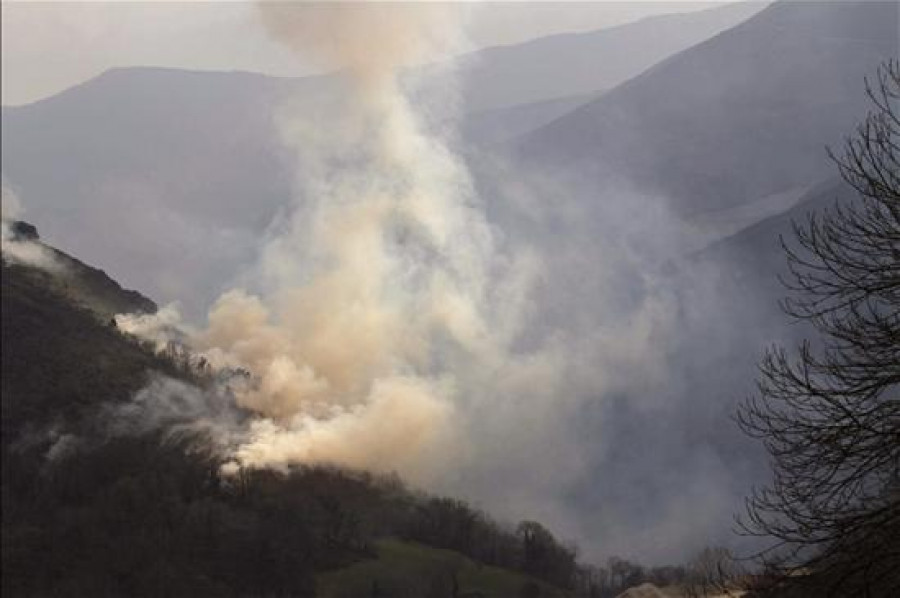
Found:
[516,0,898,218]
[0,3,762,314]
[452,0,765,112]
[697,177,850,299]
[461,93,596,147]
[480,2,898,557]
[1,68,298,315]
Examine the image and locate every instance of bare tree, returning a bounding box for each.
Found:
[736,61,900,596]
[684,546,743,598]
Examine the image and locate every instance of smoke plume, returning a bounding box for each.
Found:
[166,1,541,486]
[115,303,188,351]
[110,3,765,563]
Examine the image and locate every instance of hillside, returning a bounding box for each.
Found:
[695,178,850,298]
[461,93,596,147]
[1,221,165,428]
[516,0,898,218]
[2,266,164,438]
[317,539,567,598]
[1,235,579,597]
[3,220,156,317]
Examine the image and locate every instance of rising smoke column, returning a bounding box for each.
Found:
[193,2,530,484]
[102,2,722,560]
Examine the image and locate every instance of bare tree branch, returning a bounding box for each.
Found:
[736,60,900,597]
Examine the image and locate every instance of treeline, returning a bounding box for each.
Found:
[404,498,578,589]
[4,434,318,597]
[3,426,583,596]
[3,425,731,598]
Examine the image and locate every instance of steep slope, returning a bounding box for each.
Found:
[1,239,578,597]
[1,222,168,433]
[2,261,154,426]
[3,220,156,317]
[517,0,898,218]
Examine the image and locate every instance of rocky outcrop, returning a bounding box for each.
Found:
[2,221,157,318]
[6,220,39,241]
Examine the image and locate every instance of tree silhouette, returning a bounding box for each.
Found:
[737,60,900,596]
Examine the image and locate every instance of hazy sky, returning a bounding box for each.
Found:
[1,1,749,106]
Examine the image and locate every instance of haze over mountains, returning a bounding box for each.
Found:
[3,1,893,317]
[516,0,898,217]
[1,0,897,566]
[449,0,765,112]
[469,0,898,561]
[1,1,763,316]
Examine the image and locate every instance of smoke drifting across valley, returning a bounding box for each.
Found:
[109,2,766,563]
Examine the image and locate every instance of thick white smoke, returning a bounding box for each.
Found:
[173,1,538,485]
[115,303,187,351]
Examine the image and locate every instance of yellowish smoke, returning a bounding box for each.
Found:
[192,1,506,483]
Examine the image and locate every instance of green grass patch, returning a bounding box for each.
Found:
[317,538,568,598]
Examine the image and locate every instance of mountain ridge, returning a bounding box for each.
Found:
[0,1,764,316]
[3,220,157,318]
[515,0,898,217]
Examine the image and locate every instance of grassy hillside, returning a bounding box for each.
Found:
[318,539,568,598]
